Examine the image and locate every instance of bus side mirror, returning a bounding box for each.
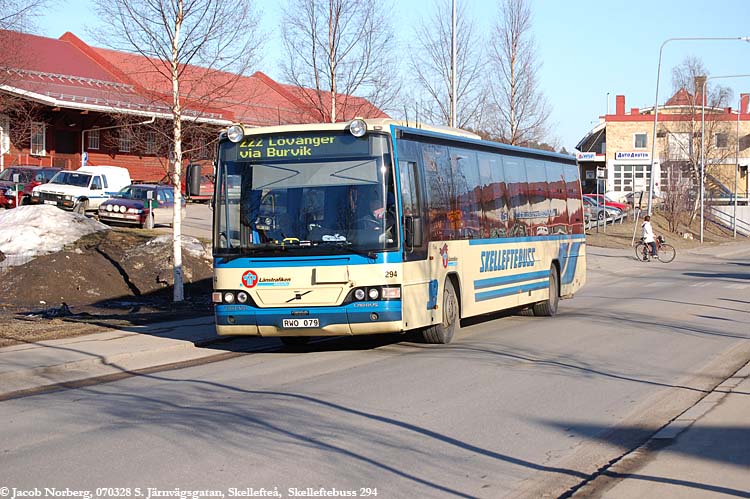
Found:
[404,215,423,249]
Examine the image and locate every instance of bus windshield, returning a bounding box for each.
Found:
[214,131,397,256]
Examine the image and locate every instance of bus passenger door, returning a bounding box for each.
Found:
[399,160,432,329]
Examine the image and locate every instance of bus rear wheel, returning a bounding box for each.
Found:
[533,265,559,317]
[423,278,458,344]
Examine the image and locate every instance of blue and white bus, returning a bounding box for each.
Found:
[212,119,585,345]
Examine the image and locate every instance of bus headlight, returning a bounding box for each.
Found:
[368,288,380,300]
[237,291,249,304]
[354,289,366,301]
[227,124,245,143]
[223,292,235,303]
[349,119,367,137]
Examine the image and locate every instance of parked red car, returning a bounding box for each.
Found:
[0,166,61,209]
[583,193,629,212]
[98,184,186,229]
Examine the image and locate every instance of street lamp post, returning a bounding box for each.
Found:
[647,36,750,217]
[700,74,750,243]
[735,95,741,238]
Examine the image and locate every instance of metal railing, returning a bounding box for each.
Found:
[706,206,750,236]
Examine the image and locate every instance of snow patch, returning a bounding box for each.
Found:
[146,234,211,260]
[0,206,109,261]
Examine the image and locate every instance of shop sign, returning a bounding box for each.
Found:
[576,152,597,161]
[615,151,650,160]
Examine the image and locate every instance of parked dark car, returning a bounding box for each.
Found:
[98,184,186,229]
[0,166,61,209]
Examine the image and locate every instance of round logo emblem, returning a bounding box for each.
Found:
[241,270,259,288]
[439,243,449,268]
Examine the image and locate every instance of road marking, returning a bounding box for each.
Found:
[690,282,712,287]
[726,283,749,290]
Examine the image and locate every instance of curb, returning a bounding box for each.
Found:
[0,340,218,396]
[652,360,750,441]
[0,316,222,398]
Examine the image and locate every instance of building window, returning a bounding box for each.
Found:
[613,164,664,193]
[31,122,46,156]
[145,131,157,154]
[87,129,100,150]
[119,129,132,153]
[634,133,647,149]
[600,142,606,154]
[715,133,728,149]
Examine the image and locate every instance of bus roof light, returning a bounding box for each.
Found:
[349,119,367,137]
[227,124,245,143]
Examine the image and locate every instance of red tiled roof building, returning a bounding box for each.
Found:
[0,30,388,181]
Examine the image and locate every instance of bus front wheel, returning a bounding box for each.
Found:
[423,279,458,344]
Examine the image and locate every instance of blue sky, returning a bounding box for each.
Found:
[34,0,750,151]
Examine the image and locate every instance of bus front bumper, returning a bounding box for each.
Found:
[214,301,403,337]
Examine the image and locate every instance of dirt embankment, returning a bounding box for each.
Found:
[0,229,214,347]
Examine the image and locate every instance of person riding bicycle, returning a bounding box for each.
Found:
[641,215,657,260]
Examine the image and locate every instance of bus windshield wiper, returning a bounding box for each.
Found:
[215,243,290,262]
[317,241,377,259]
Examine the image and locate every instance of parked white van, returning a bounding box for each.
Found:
[31,165,132,214]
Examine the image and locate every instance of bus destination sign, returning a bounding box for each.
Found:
[233,132,369,161]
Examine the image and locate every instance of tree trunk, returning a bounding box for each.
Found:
[171,0,185,303]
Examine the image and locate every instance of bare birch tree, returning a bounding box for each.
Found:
[93,0,261,302]
[407,0,487,129]
[661,56,733,223]
[486,0,550,145]
[1,0,47,101]
[280,0,397,123]
[0,0,46,32]
[1,0,46,167]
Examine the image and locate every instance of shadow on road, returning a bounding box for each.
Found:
[539,420,750,498]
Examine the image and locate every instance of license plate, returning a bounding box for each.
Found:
[108,213,125,218]
[282,318,320,328]
[43,200,57,205]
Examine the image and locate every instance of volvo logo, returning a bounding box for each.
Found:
[286,290,312,303]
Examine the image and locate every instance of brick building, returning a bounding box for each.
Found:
[0,30,387,181]
[576,84,750,205]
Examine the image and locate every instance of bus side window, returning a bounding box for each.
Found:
[399,160,424,253]
[478,152,508,238]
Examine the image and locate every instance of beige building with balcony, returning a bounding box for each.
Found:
[576,85,750,208]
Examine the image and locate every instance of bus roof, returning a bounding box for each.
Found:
[228,118,482,140]
[226,118,574,162]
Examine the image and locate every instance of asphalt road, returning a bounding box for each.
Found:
[154,201,213,240]
[1,243,748,498]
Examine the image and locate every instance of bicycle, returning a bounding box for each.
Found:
[634,235,676,263]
